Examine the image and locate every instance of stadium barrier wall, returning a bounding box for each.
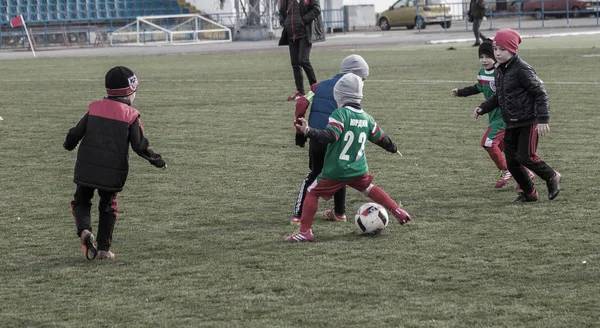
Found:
[1,1,600,48]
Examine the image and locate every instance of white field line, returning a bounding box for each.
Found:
[368,80,600,85]
[327,33,384,39]
[430,30,600,44]
[1,79,599,85]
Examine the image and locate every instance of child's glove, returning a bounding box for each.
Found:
[150,154,167,169]
[294,97,310,133]
[63,141,75,151]
[295,133,307,147]
[63,138,78,151]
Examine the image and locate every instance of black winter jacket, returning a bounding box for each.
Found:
[469,0,487,20]
[278,0,325,45]
[479,55,549,129]
[64,98,165,192]
[282,0,306,40]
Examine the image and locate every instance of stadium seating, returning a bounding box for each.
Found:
[0,0,190,25]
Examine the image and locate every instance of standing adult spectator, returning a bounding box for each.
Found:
[279,0,325,101]
[468,0,487,46]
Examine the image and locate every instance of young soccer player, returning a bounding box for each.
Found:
[291,54,370,225]
[64,66,167,260]
[452,39,533,189]
[286,73,411,242]
[453,39,510,188]
[474,29,561,202]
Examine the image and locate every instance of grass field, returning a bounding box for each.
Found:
[1,35,599,327]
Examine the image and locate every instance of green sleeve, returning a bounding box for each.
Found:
[367,116,385,143]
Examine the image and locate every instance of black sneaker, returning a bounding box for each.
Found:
[472,42,481,47]
[547,171,562,200]
[514,190,538,202]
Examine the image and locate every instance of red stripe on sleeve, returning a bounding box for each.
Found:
[328,122,343,131]
[370,125,380,138]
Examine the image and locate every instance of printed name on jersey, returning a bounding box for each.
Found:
[350,119,368,128]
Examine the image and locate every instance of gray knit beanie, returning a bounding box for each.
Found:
[334,73,364,105]
[339,54,369,79]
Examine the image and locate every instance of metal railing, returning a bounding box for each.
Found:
[322,8,346,32]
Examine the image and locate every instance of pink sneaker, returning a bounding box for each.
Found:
[287,91,303,101]
[494,170,512,188]
[290,217,301,225]
[285,229,314,242]
[323,208,347,222]
[392,208,411,225]
[515,169,536,190]
[97,250,115,260]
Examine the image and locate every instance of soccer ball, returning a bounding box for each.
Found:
[354,203,389,235]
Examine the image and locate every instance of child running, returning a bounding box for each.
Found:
[286,73,411,242]
[64,66,167,260]
[452,39,533,189]
[474,29,561,202]
[291,54,370,225]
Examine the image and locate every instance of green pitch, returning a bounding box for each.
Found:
[0,35,598,327]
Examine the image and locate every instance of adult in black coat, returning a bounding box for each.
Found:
[468,0,487,46]
[279,0,325,101]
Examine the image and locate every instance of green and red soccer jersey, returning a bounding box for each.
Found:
[477,68,504,129]
[321,106,385,181]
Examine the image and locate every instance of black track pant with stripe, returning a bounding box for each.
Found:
[294,138,346,218]
[504,125,556,194]
[71,184,118,251]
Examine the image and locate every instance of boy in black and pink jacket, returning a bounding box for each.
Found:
[64,66,166,260]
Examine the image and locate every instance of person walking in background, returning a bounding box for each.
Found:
[64,66,167,260]
[474,29,561,202]
[468,0,487,46]
[279,0,325,101]
[290,54,370,225]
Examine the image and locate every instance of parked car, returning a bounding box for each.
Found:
[378,0,452,30]
[483,0,529,14]
[523,0,599,18]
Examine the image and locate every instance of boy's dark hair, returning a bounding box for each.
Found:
[478,39,495,61]
[105,66,139,97]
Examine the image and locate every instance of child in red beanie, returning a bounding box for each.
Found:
[473,29,561,202]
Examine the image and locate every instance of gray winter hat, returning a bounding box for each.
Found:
[334,73,364,105]
[339,54,369,79]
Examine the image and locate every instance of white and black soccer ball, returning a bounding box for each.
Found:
[355,203,389,235]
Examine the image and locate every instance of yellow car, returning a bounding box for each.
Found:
[378,0,452,30]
